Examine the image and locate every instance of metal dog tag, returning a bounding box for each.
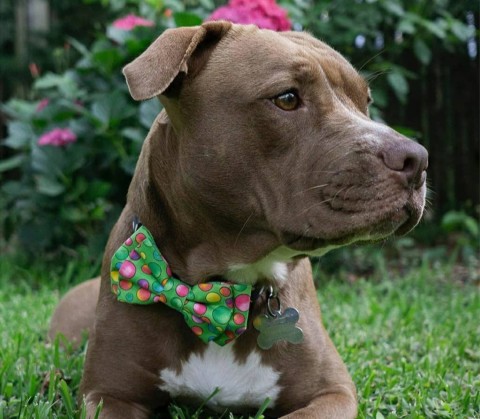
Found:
[253,287,304,350]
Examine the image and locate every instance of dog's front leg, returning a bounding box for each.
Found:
[280,385,357,419]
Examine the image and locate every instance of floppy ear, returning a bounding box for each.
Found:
[123,21,232,101]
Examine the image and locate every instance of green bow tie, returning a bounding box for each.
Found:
[110,225,252,346]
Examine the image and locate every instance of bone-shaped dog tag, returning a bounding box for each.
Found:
[253,307,304,350]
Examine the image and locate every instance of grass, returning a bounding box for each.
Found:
[0,253,479,418]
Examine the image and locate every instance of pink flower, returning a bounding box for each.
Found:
[29,62,40,78]
[36,98,49,112]
[207,0,291,31]
[38,128,77,147]
[112,14,154,31]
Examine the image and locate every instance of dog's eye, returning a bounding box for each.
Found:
[272,91,300,111]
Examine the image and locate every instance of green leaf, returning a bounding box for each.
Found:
[91,91,135,128]
[58,380,74,417]
[391,125,421,138]
[441,211,479,236]
[31,146,65,177]
[451,21,474,42]
[66,36,90,57]
[35,175,65,196]
[91,48,123,74]
[464,218,479,237]
[34,72,80,99]
[86,181,111,200]
[1,99,37,120]
[122,127,146,143]
[199,0,215,10]
[106,26,132,44]
[139,98,162,129]
[94,399,104,419]
[4,121,35,149]
[397,19,415,34]
[120,156,138,175]
[371,88,388,108]
[60,206,87,222]
[254,397,271,419]
[420,19,446,39]
[108,0,127,11]
[125,38,152,56]
[2,180,24,198]
[174,12,203,27]
[383,1,404,17]
[413,39,432,65]
[0,155,24,173]
[386,72,409,104]
[34,73,64,89]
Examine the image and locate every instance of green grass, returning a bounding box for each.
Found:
[316,261,480,419]
[0,255,479,418]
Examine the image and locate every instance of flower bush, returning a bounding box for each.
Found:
[208,0,291,31]
[1,6,169,255]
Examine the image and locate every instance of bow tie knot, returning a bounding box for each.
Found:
[110,226,252,346]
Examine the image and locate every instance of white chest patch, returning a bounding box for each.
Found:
[158,343,281,411]
[225,245,337,285]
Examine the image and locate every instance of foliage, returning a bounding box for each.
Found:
[440,210,479,261]
[0,0,111,101]
[287,0,477,116]
[1,255,478,417]
[1,4,169,255]
[1,0,478,255]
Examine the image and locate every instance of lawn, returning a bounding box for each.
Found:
[0,253,479,418]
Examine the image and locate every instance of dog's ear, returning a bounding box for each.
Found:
[123,21,232,101]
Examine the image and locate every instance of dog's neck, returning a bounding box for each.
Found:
[126,111,289,286]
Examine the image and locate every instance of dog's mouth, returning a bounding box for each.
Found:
[281,204,420,253]
[282,234,329,253]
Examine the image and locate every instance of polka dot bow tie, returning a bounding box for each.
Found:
[110,225,252,346]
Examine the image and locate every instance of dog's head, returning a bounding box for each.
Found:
[123,22,427,277]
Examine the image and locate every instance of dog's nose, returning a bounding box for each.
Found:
[380,140,428,188]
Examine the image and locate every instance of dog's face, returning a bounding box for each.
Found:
[124,22,427,261]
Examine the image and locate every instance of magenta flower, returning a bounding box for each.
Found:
[36,98,49,112]
[207,0,291,31]
[112,14,154,31]
[38,128,77,147]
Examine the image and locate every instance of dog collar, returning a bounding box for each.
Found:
[110,225,252,346]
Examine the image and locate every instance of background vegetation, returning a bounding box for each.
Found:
[0,0,478,259]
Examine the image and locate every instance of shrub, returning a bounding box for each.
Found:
[0,5,168,255]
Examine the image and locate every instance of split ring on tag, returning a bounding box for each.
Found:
[254,286,304,350]
[266,286,281,317]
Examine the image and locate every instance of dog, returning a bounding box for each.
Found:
[49,21,428,418]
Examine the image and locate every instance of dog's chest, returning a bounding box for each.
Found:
[158,343,281,411]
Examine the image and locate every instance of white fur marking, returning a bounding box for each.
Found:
[225,246,299,284]
[225,245,337,284]
[159,344,281,411]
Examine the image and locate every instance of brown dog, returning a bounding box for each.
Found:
[50,21,428,418]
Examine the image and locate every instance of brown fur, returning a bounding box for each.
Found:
[48,277,100,344]
[50,22,427,418]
